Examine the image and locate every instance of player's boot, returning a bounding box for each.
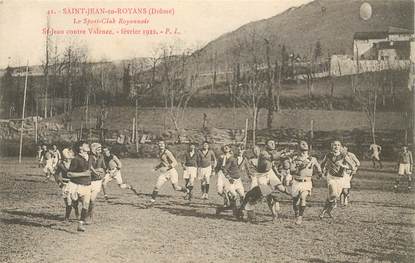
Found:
[344,195,349,206]
[147,199,156,208]
[247,210,257,224]
[104,194,109,200]
[295,216,303,225]
[77,221,86,232]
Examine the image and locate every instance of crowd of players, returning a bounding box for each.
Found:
[37,139,413,231]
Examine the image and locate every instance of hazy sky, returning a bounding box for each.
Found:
[0,0,313,68]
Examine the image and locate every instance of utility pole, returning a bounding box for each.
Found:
[19,62,29,163]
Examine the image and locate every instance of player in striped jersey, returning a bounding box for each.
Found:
[148,140,189,206]
[319,140,355,219]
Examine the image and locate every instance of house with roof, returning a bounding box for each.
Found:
[353,27,414,61]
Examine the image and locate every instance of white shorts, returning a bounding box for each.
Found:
[155,168,179,189]
[198,166,212,184]
[227,178,245,198]
[291,179,312,197]
[67,182,92,207]
[61,183,72,205]
[103,169,123,185]
[217,170,230,194]
[183,166,197,181]
[43,160,54,174]
[371,153,380,161]
[398,164,412,176]
[250,170,281,189]
[342,174,352,189]
[282,174,293,186]
[327,175,345,198]
[90,180,103,201]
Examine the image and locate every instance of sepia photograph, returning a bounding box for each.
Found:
[0,0,414,262]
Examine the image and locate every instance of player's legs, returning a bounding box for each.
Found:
[77,185,91,232]
[151,173,168,202]
[88,180,102,223]
[170,169,188,193]
[216,170,225,197]
[395,164,406,190]
[186,168,197,200]
[320,179,340,219]
[102,173,112,199]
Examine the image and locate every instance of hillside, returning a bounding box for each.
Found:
[192,0,414,72]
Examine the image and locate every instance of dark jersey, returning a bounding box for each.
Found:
[69,154,91,185]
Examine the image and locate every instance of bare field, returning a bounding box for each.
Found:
[0,158,414,263]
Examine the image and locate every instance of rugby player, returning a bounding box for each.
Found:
[197,141,217,200]
[319,140,355,219]
[102,146,136,199]
[54,148,79,221]
[88,143,106,223]
[369,143,383,169]
[149,140,188,206]
[340,146,360,206]
[67,141,92,232]
[290,141,322,224]
[394,145,413,191]
[182,143,198,201]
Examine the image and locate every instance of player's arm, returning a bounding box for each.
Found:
[113,155,122,170]
[211,151,217,169]
[53,165,64,187]
[312,158,323,178]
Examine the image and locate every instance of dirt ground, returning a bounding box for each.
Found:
[0,158,414,263]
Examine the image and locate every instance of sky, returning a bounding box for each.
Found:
[0,0,313,68]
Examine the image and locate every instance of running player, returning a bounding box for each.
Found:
[237,139,289,222]
[101,146,136,199]
[42,147,54,182]
[182,143,198,201]
[54,148,79,221]
[67,141,92,232]
[369,143,383,169]
[319,140,355,219]
[290,141,322,224]
[340,146,360,206]
[394,145,413,192]
[215,146,247,215]
[88,143,106,223]
[215,144,233,204]
[197,141,217,200]
[149,140,188,206]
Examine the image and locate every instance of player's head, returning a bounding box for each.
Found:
[202,141,209,150]
[299,140,309,151]
[222,144,231,154]
[62,148,74,160]
[343,146,349,152]
[102,146,111,157]
[402,145,408,151]
[90,143,102,155]
[41,145,47,150]
[266,139,275,150]
[282,158,291,169]
[252,145,261,158]
[52,144,57,150]
[331,140,342,154]
[74,141,90,154]
[188,143,196,151]
[158,140,166,150]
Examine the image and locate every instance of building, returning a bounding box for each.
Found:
[353,27,414,61]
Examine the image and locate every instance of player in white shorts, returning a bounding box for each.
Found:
[66,141,93,232]
[369,143,383,169]
[394,145,413,191]
[197,141,217,199]
[215,146,247,215]
[88,143,106,223]
[290,141,322,224]
[149,140,189,206]
[182,143,198,201]
[51,144,61,169]
[340,146,360,206]
[215,144,233,204]
[101,147,136,199]
[54,148,79,221]
[320,140,355,219]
